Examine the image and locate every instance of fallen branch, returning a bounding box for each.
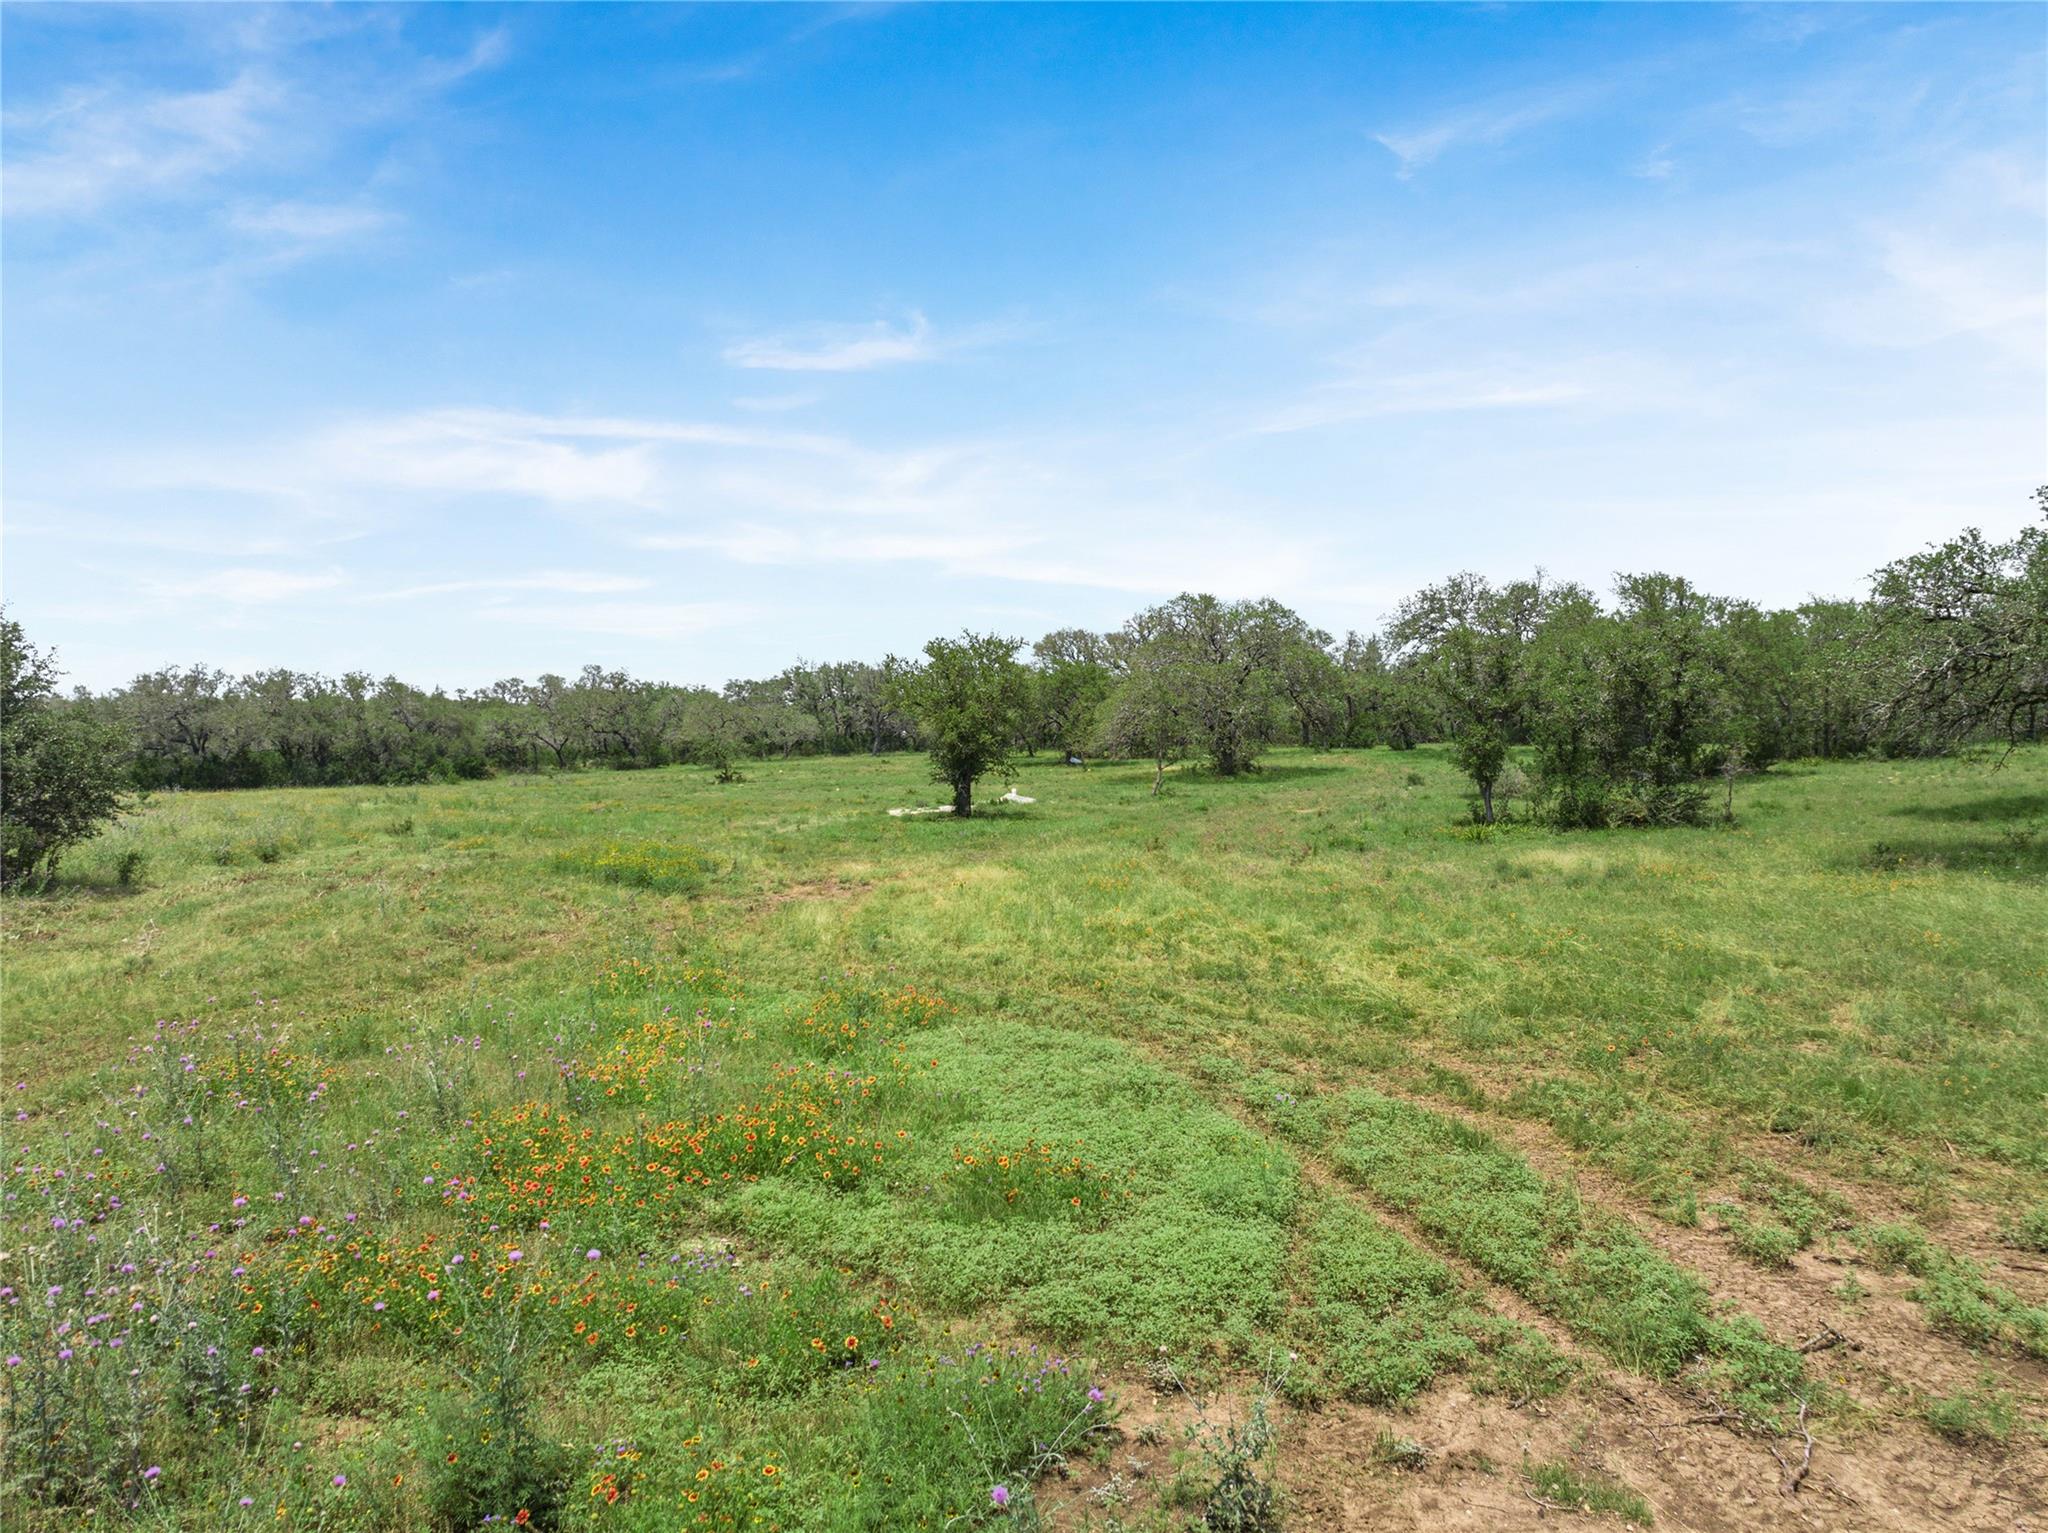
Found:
[1798,1323,1853,1354]
[1767,1399,1814,1497]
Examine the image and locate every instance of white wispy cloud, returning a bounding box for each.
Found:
[659,6,899,88]
[1250,369,1589,436]
[1805,151,2048,366]
[3,72,282,217]
[641,523,1033,570]
[732,392,822,413]
[135,409,843,513]
[1838,227,2047,363]
[2,17,507,233]
[228,199,394,244]
[121,399,1335,605]
[1374,81,1610,178]
[1633,143,1677,180]
[2,501,373,558]
[721,312,1025,372]
[306,413,670,507]
[723,312,941,372]
[639,512,1328,601]
[417,26,512,91]
[366,572,655,602]
[149,567,348,604]
[478,601,757,642]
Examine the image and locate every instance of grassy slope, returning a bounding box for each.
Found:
[5,746,2046,1528]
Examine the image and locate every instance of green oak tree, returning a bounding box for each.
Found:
[885,632,1031,816]
[2,614,129,887]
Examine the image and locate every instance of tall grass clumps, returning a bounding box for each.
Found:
[1922,1377,2024,1445]
[1859,1223,2048,1359]
[554,842,708,895]
[940,1138,1125,1223]
[1525,1460,1654,1524]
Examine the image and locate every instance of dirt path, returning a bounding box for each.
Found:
[1428,1050,2048,1310]
[1409,1082,2048,1412]
[1106,1046,2048,1532]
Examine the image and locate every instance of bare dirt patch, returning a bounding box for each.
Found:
[754,874,875,910]
[1276,1382,2043,1533]
[1038,1361,2047,1532]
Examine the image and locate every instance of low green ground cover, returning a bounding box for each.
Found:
[5,745,2044,1525]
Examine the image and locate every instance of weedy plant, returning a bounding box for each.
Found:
[1152,1350,1291,1533]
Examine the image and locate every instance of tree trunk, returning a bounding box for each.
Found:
[1152,756,1164,796]
[952,779,973,817]
[1480,781,1495,824]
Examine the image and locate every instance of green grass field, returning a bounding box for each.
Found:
[5,747,2046,1530]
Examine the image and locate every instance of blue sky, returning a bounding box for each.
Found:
[4,3,2042,691]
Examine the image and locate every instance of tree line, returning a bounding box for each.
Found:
[4,500,2042,875]
[91,661,921,791]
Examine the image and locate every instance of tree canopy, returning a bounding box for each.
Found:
[2,615,129,887]
[884,632,1032,817]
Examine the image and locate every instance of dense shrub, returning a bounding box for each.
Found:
[1,615,128,886]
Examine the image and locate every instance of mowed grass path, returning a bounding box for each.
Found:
[19,746,2046,1204]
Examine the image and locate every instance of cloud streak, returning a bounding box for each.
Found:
[722,312,1025,372]
[1374,80,1610,177]
[3,72,282,218]
[722,312,940,371]
[477,600,758,642]
[2,15,507,239]
[1249,369,1590,436]
[158,567,348,604]
[365,572,656,602]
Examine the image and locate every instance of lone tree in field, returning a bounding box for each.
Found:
[885,632,1030,816]
[2,614,128,888]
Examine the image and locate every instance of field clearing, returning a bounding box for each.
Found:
[5,746,2046,1530]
